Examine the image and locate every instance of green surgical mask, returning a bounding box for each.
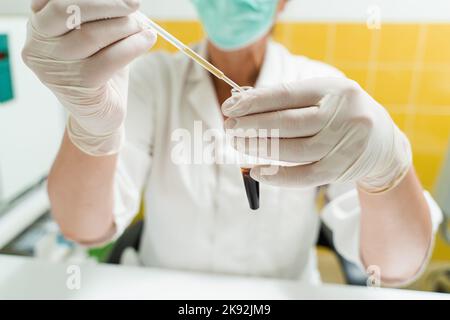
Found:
[191,0,279,51]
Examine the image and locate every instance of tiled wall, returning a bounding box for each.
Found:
[151,21,450,260]
[276,23,450,190]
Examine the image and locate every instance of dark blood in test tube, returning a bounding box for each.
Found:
[241,168,260,210]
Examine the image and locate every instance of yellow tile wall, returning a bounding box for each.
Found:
[150,21,450,261]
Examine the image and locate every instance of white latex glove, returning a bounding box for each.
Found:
[22,0,157,155]
[222,78,412,193]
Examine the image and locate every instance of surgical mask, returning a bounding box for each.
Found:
[191,0,279,51]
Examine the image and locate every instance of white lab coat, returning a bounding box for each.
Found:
[113,40,442,283]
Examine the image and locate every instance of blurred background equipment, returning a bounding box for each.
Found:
[0,17,64,208]
[0,34,13,104]
[435,143,450,244]
[0,16,65,254]
[428,141,450,292]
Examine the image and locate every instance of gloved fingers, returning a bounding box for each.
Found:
[222,77,360,118]
[224,98,339,138]
[247,124,367,187]
[232,135,338,164]
[222,83,320,118]
[248,123,371,188]
[55,15,144,60]
[249,162,336,189]
[31,0,140,37]
[82,29,156,87]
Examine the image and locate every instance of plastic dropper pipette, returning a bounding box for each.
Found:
[136,12,243,93]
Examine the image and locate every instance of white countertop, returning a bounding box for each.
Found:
[0,255,448,300]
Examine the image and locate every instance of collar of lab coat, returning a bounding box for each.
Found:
[186,39,285,130]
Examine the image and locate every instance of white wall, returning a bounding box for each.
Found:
[1,0,450,22]
[0,17,65,203]
[0,1,29,15]
[140,0,450,22]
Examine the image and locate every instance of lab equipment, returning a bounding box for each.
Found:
[135,12,242,93]
[0,34,13,103]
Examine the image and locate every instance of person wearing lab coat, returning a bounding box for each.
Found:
[22,0,442,286]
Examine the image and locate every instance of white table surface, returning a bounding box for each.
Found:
[0,255,448,300]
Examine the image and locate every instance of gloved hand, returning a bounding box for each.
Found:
[222,77,412,193]
[22,0,157,155]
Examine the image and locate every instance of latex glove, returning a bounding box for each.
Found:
[222,78,412,193]
[22,0,157,155]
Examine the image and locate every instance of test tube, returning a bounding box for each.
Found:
[231,87,260,211]
[241,167,260,210]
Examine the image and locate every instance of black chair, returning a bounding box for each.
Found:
[316,222,367,286]
[107,220,368,285]
[107,220,144,264]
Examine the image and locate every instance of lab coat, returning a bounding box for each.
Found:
[113,40,442,283]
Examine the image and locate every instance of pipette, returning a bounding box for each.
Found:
[136,11,243,93]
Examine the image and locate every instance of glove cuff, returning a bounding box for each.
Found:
[67,116,124,156]
[358,126,412,194]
